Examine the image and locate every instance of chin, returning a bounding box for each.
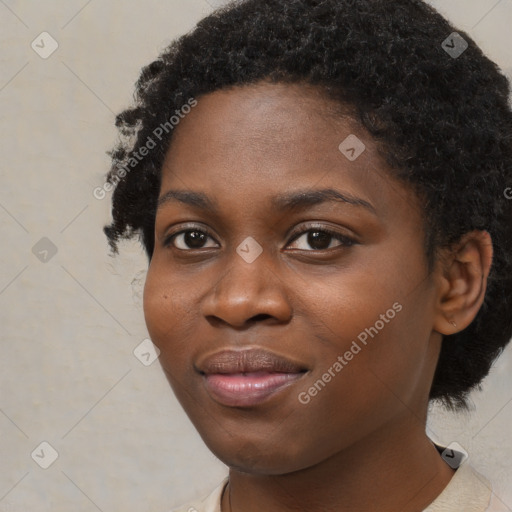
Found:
[199,430,315,476]
[219,451,309,476]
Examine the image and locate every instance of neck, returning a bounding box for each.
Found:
[222,415,455,512]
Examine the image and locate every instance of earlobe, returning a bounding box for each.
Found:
[433,230,493,335]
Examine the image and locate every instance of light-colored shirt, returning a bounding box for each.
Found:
[169,458,508,512]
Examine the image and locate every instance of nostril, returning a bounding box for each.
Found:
[250,313,272,322]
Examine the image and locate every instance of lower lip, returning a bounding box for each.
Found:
[203,371,304,407]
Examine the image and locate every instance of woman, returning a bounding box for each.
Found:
[102,0,512,510]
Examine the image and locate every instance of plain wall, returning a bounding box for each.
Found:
[1,1,511,510]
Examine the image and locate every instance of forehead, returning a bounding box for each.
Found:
[158,81,421,223]
[167,81,353,157]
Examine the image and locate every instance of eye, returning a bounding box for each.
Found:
[163,224,356,252]
[287,226,356,251]
[164,228,218,250]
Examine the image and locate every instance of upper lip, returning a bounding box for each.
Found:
[196,348,308,375]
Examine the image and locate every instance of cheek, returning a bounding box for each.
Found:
[143,269,167,341]
[142,264,192,355]
[142,270,201,409]
[285,316,424,466]
[296,251,430,411]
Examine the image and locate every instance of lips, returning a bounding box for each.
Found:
[196,348,308,407]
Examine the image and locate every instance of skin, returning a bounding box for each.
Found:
[143,81,493,512]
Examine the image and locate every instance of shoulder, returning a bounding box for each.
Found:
[168,477,228,512]
[423,462,507,512]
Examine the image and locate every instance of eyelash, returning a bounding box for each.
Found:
[163,224,356,252]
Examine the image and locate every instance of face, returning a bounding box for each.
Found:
[143,81,443,475]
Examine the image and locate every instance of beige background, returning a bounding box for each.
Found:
[0,1,511,510]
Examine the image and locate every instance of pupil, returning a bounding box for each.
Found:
[308,231,330,250]
[185,231,206,248]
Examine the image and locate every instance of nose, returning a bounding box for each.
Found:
[201,247,293,328]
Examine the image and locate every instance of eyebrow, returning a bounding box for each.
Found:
[156,188,376,215]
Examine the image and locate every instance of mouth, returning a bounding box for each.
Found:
[196,348,308,407]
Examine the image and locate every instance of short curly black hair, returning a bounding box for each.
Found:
[102,0,512,410]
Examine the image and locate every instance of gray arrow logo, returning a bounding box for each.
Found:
[32,237,58,263]
[441,32,468,59]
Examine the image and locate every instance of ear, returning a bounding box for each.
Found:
[433,230,493,335]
